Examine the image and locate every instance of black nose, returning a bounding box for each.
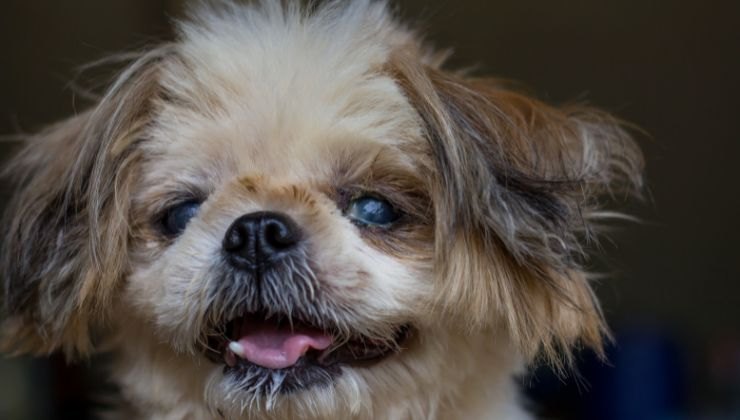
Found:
[223,211,302,269]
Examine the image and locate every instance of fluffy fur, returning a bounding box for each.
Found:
[1,1,643,419]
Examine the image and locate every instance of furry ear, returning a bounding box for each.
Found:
[1,47,171,357]
[390,50,643,365]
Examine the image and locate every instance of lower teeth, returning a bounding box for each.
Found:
[225,350,237,367]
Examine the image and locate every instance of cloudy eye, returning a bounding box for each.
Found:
[162,200,201,236]
[347,195,400,227]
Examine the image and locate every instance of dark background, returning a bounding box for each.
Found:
[1,1,739,419]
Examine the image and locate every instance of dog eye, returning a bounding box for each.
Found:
[162,201,201,236]
[347,195,400,227]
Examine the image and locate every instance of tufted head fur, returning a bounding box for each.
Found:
[1,1,643,418]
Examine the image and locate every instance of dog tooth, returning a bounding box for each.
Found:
[225,350,237,367]
[228,341,246,358]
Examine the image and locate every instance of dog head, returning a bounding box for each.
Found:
[1,1,643,417]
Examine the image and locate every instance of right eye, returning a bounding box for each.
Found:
[161,200,201,236]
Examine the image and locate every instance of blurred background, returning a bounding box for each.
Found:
[1,0,739,419]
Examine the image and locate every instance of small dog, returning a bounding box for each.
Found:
[1,1,643,418]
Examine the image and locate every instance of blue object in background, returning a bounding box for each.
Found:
[585,328,685,420]
[526,326,686,420]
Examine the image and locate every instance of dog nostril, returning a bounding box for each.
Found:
[223,211,301,268]
[262,217,300,250]
[223,224,247,252]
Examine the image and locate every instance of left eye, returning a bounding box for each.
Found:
[161,200,201,236]
[347,195,400,227]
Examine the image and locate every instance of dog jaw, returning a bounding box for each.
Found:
[110,312,529,419]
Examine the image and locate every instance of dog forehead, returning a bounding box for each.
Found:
[149,70,419,183]
[146,4,423,184]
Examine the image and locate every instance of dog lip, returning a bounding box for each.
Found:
[315,324,413,367]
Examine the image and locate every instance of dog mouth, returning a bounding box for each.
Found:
[205,311,412,393]
[224,315,332,370]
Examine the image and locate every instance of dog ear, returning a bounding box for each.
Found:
[390,50,643,366]
[1,48,171,357]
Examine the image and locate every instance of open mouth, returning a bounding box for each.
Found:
[206,312,412,394]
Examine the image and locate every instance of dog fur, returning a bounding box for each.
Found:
[1,1,643,419]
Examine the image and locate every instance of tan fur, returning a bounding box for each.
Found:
[388,47,642,367]
[1,1,643,418]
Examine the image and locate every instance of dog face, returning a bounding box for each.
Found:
[1,1,643,418]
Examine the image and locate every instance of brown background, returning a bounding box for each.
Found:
[1,0,739,418]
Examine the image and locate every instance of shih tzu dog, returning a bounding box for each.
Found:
[0,1,643,419]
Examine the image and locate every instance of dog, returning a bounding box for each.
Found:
[0,1,643,418]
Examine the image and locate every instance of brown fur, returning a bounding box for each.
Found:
[388,47,642,365]
[1,47,172,356]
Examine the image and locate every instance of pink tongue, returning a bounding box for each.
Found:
[236,320,333,370]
